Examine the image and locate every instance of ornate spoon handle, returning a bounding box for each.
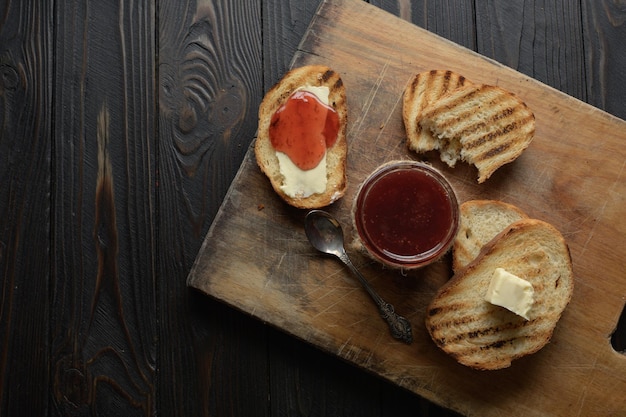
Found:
[339,251,413,344]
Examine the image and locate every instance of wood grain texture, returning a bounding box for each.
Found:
[372,0,476,50]
[51,1,156,415]
[157,1,267,416]
[475,1,587,102]
[268,330,382,416]
[262,0,322,90]
[188,1,626,415]
[0,2,52,416]
[582,0,626,119]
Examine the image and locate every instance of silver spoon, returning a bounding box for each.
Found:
[304,210,413,344]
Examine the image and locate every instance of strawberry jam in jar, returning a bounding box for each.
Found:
[353,161,459,270]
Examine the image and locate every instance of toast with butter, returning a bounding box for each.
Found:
[453,200,529,273]
[255,65,347,208]
[402,70,472,155]
[426,218,574,370]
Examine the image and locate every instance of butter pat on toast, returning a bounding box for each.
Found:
[426,218,574,370]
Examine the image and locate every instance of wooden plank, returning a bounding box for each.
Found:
[50,1,156,414]
[187,1,626,415]
[581,0,626,119]
[157,0,269,415]
[475,1,586,101]
[268,330,385,416]
[262,0,323,90]
[371,0,476,50]
[0,2,52,416]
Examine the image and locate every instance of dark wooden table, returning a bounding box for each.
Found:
[2,1,625,416]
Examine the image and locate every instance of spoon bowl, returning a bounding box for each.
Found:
[304,210,413,344]
[304,210,345,256]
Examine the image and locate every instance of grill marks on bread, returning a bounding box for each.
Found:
[429,308,543,349]
[422,83,535,183]
[429,268,548,341]
[402,70,473,154]
[321,69,345,106]
[403,72,535,183]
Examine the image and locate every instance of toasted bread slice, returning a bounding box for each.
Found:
[453,200,529,273]
[426,219,573,370]
[420,83,535,183]
[255,65,347,208]
[403,70,473,154]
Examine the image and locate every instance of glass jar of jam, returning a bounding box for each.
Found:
[353,161,459,270]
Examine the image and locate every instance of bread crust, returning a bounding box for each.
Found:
[453,200,529,273]
[419,83,535,183]
[426,218,574,370]
[403,72,535,183]
[255,65,348,208]
[403,70,472,155]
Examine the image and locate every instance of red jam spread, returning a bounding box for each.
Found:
[355,162,459,268]
[269,90,339,170]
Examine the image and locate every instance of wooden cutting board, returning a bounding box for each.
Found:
[187,0,626,415]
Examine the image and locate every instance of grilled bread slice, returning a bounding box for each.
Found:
[426,219,573,370]
[420,83,535,183]
[453,200,529,273]
[402,70,473,154]
[255,65,348,208]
